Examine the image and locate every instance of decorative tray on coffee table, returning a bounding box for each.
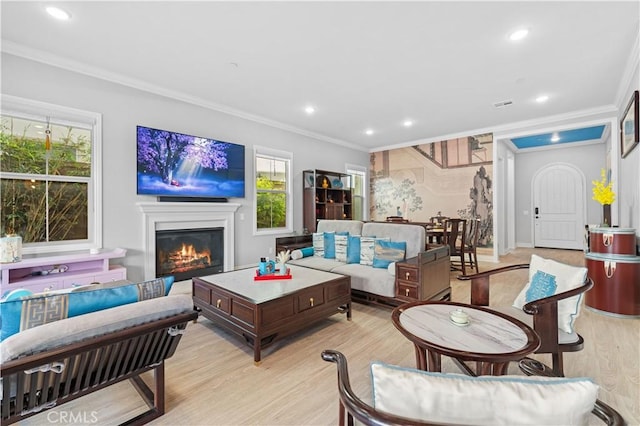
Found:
[254,268,292,280]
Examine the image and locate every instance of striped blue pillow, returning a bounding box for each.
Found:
[372,240,406,268]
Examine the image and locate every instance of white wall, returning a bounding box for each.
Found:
[616,42,640,249]
[513,143,606,247]
[1,53,369,281]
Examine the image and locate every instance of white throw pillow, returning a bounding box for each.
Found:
[371,362,598,426]
[360,237,389,266]
[513,254,588,333]
[335,234,348,262]
[312,232,324,257]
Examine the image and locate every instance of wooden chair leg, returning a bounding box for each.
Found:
[552,352,565,377]
[470,251,479,273]
[460,253,466,275]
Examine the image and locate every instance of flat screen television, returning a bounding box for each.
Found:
[136,125,245,200]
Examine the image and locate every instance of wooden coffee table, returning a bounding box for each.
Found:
[193,264,351,364]
[392,301,540,375]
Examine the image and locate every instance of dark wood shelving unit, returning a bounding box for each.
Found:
[303,169,352,233]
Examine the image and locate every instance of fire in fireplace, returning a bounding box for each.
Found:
[155,227,223,281]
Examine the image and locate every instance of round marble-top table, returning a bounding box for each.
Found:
[391,301,540,376]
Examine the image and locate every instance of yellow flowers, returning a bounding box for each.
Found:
[592,169,615,205]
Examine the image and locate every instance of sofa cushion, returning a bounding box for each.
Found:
[317,220,364,236]
[513,254,587,334]
[372,240,406,268]
[331,263,396,298]
[371,362,598,425]
[362,222,425,258]
[0,276,174,341]
[287,256,345,272]
[0,294,194,363]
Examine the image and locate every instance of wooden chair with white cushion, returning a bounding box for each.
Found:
[321,349,625,426]
[458,254,593,377]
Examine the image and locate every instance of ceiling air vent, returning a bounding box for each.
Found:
[493,100,513,108]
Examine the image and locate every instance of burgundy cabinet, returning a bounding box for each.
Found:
[585,228,640,317]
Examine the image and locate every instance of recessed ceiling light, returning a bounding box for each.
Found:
[403,120,413,127]
[46,6,71,20]
[551,132,560,142]
[509,28,529,41]
[304,106,315,115]
[536,95,549,103]
[365,129,374,136]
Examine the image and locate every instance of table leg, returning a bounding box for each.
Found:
[413,345,427,370]
[426,350,441,372]
[254,340,261,365]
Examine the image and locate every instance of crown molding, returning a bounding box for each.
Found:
[374,105,617,153]
[1,41,369,153]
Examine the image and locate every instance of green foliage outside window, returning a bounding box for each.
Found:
[256,175,287,229]
[0,116,91,243]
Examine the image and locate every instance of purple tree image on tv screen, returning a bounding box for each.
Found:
[137,126,245,198]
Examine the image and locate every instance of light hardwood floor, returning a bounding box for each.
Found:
[19,248,639,425]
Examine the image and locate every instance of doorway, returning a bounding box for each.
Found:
[532,163,585,249]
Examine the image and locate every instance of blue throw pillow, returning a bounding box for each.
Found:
[324,232,337,259]
[300,247,314,257]
[324,231,348,259]
[525,270,558,303]
[347,235,361,264]
[0,276,174,341]
[291,247,315,260]
[372,240,407,268]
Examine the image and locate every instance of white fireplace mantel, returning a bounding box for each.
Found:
[138,201,240,280]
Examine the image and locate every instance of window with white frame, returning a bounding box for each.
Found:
[0,96,102,253]
[346,164,368,221]
[254,146,292,234]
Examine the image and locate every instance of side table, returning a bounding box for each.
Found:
[586,227,640,317]
[394,246,451,302]
[391,301,540,376]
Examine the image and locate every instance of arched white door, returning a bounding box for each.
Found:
[532,164,585,250]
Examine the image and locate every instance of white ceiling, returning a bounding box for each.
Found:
[1,1,638,152]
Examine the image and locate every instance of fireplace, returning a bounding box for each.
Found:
[156,227,223,282]
[138,202,240,281]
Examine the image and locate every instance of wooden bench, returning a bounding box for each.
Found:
[0,295,197,425]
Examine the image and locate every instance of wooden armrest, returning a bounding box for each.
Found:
[522,278,593,315]
[325,349,625,426]
[457,264,530,281]
[321,350,433,426]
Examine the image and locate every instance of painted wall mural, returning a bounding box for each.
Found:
[370,133,494,248]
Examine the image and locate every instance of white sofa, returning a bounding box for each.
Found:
[288,220,450,305]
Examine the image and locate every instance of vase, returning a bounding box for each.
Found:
[0,234,22,263]
[602,204,611,227]
[278,263,288,275]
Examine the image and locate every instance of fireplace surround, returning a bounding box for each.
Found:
[138,202,240,281]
